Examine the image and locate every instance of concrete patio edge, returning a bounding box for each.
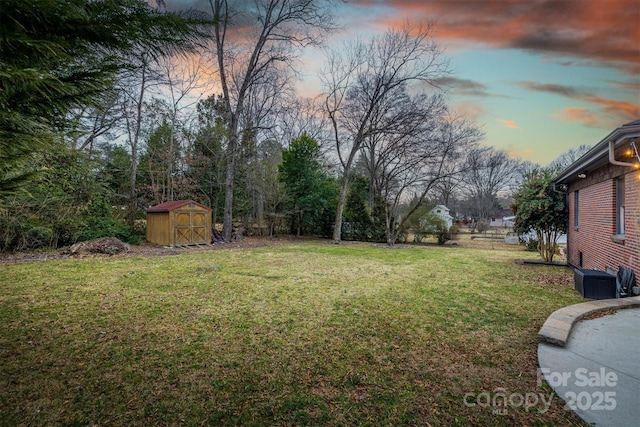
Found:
[537,296,640,347]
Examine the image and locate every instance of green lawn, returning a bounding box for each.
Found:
[0,240,587,426]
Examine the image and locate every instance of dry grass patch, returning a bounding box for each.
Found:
[0,241,587,426]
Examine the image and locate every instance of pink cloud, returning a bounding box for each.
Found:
[363,0,640,74]
[552,107,599,127]
[581,95,640,120]
[520,82,640,123]
[551,107,624,130]
[507,148,535,159]
[498,119,518,129]
[452,103,486,121]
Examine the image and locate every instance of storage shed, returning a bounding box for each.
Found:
[146,200,212,246]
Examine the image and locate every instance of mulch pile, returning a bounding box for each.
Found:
[0,236,287,265]
[67,237,130,256]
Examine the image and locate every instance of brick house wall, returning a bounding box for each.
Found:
[566,163,639,273]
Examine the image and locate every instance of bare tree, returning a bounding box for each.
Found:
[461,147,522,222]
[65,90,124,156]
[380,114,483,244]
[188,95,228,222]
[320,22,450,242]
[547,144,592,171]
[275,97,329,149]
[119,52,165,226]
[250,138,285,235]
[206,0,335,240]
[117,49,210,221]
[429,110,480,208]
[154,53,212,201]
[431,159,465,208]
[360,90,446,211]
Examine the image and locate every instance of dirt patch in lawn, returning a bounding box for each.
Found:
[0,236,289,265]
[536,272,574,285]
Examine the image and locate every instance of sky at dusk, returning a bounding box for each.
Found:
[170,0,640,165]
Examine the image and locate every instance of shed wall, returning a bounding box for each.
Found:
[146,212,171,245]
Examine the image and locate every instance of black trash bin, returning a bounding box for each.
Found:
[574,269,616,299]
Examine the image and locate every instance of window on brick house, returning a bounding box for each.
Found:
[616,177,625,235]
[574,190,579,228]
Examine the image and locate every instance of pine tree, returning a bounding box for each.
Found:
[0,0,208,198]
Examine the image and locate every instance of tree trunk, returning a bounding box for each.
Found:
[333,176,350,242]
[222,134,236,241]
[385,203,394,246]
[368,143,376,212]
[168,116,175,202]
[536,230,547,262]
[256,190,264,236]
[127,64,146,227]
[128,159,138,227]
[541,229,557,263]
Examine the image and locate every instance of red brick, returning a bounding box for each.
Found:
[566,164,639,273]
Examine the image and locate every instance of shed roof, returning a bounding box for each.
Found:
[555,119,640,185]
[146,200,212,213]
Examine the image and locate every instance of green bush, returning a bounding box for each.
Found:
[342,176,386,242]
[524,238,539,252]
[413,212,451,245]
[0,154,143,252]
[435,230,450,245]
[79,217,143,245]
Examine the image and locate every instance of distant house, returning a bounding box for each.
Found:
[146,200,212,246]
[502,216,516,228]
[431,205,453,229]
[554,119,639,275]
[490,215,516,228]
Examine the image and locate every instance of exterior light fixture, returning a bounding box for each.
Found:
[577,173,587,179]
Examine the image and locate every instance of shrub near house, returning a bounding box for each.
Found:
[415,205,454,245]
[512,169,567,263]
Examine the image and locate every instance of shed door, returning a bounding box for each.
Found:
[174,210,207,244]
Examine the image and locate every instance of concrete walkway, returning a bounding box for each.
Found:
[537,296,640,427]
